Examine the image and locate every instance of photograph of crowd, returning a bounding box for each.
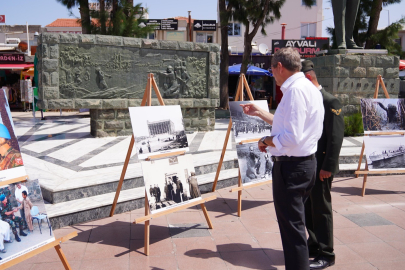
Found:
[129,105,189,160]
[361,98,405,133]
[0,180,54,264]
[236,142,273,185]
[0,89,26,182]
[141,154,201,213]
[229,100,272,143]
[364,135,405,171]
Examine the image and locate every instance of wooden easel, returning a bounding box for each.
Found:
[211,74,272,217]
[110,73,216,256]
[0,177,77,270]
[355,75,405,196]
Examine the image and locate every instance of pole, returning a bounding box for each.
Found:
[26,22,30,56]
[188,11,192,42]
[281,23,286,40]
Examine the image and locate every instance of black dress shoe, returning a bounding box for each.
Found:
[310,256,335,269]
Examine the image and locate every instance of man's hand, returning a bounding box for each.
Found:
[258,140,267,153]
[319,170,331,181]
[240,103,263,117]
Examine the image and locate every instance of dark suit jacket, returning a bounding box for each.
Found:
[316,88,345,176]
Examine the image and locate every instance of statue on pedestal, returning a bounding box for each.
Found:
[332,0,363,49]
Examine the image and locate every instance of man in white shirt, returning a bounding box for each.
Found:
[14,183,28,229]
[241,47,324,270]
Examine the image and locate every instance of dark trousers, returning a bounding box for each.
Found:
[305,172,334,258]
[272,158,316,270]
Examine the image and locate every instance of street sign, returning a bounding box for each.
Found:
[0,15,5,24]
[272,38,330,58]
[146,19,178,30]
[193,20,216,31]
[0,53,25,64]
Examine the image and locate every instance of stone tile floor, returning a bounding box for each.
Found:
[7,174,405,270]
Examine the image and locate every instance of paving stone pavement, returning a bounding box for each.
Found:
[5,174,405,270]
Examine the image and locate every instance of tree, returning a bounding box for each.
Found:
[368,17,405,56]
[57,0,91,34]
[218,0,233,109]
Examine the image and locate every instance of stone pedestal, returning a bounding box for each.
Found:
[90,101,216,137]
[313,54,400,115]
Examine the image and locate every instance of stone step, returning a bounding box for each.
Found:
[47,163,370,229]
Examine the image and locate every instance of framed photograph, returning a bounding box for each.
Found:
[364,135,405,171]
[141,154,201,214]
[129,105,189,160]
[360,98,405,133]
[229,100,272,143]
[0,179,55,264]
[236,142,273,186]
[0,89,27,182]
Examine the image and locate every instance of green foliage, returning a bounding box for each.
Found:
[344,113,364,137]
[369,17,405,57]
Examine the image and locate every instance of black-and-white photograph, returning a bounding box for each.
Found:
[141,154,201,214]
[0,179,55,264]
[361,98,405,133]
[229,100,272,143]
[236,142,273,185]
[129,105,189,160]
[364,135,405,170]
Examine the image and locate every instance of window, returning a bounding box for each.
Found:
[196,33,214,43]
[301,23,316,38]
[148,33,155,39]
[228,23,241,36]
[302,0,316,6]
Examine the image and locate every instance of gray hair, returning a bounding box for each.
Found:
[271,47,302,72]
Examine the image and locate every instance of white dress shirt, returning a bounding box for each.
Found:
[270,72,324,157]
[15,185,28,203]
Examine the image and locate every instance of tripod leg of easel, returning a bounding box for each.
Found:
[200,203,214,229]
[212,119,233,192]
[237,170,242,217]
[361,163,369,197]
[355,141,365,178]
[110,135,135,217]
[144,193,150,256]
[54,244,72,270]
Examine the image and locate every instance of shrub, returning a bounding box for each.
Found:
[344,113,364,137]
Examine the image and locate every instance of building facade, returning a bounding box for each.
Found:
[147,120,175,136]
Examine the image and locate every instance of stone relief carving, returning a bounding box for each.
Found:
[57,44,208,100]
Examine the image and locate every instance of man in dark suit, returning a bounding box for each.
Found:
[302,60,344,269]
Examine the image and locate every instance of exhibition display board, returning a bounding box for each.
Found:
[0,90,76,269]
[110,74,216,256]
[355,75,405,196]
[211,74,273,217]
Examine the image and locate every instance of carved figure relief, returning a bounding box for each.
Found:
[57,44,209,99]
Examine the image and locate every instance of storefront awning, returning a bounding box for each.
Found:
[0,64,34,70]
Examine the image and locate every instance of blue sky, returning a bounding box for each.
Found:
[1,0,404,38]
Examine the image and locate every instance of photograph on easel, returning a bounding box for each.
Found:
[0,89,27,182]
[141,154,201,214]
[236,142,273,185]
[229,100,272,143]
[364,135,405,170]
[360,99,405,133]
[0,179,55,264]
[128,105,189,160]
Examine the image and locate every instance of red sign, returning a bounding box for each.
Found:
[0,15,5,23]
[0,53,25,64]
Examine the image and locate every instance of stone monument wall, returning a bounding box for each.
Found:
[312,54,400,115]
[36,33,219,136]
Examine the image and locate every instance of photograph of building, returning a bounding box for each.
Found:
[141,154,201,213]
[129,105,189,160]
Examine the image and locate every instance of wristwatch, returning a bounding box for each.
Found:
[260,136,268,146]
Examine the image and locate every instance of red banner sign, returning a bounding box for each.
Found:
[0,15,5,23]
